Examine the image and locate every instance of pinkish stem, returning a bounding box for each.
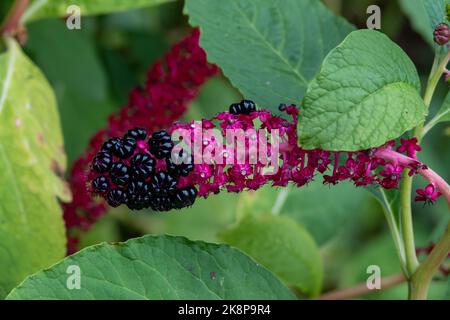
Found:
[375,147,450,206]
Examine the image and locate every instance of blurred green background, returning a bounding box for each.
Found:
[12,0,449,299]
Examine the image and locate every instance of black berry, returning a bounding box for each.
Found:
[112,137,136,159]
[93,151,112,173]
[149,171,177,195]
[150,195,173,211]
[148,130,174,159]
[126,180,151,210]
[102,137,120,152]
[125,127,147,140]
[229,100,256,115]
[110,162,130,186]
[166,149,194,177]
[107,188,128,207]
[172,186,197,209]
[92,176,109,193]
[130,153,155,179]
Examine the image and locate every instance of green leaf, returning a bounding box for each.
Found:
[184,0,354,108]
[424,91,450,135]
[399,0,448,49]
[0,38,68,298]
[22,0,174,23]
[25,19,116,164]
[220,214,322,297]
[238,182,373,245]
[7,235,295,300]
[299,30,427,151]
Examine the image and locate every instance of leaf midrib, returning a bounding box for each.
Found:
[232,1,309,86]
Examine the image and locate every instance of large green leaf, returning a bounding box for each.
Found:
[7,235,295,300]
[399,0,448,49]
[184,0,354,108]
[0,38,69,298]
[299,30,427,151]
[220,214,322,297]
[22,0,174,23]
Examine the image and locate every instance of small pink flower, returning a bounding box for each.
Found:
[415,184,442,205]
[397,138,422,158]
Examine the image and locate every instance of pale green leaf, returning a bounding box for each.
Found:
[0,38,68,298]
[299,30,427,151]
[22,0,174,23]
[220,214,322,297]
[7,235,295,300]
[185,0,354,108]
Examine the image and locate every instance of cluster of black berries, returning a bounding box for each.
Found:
[91,128,197,212]
[229,100,257,115]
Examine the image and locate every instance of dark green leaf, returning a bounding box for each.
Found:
[7,235,295,300]
[185,0,354,108]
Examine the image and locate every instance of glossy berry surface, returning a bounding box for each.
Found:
[126,180,151,210]
[229,99,256,115]
[112,137,136,159]
[92,176,109,193]
[150,171,177,195]
[148,130,174,159]
[125,127,147,140]
[166,150,194,177]
[172,186,197,209]
[110,162,130,186]
[107,188,128,208]
[92,151,112,173]
[131,153,155,179]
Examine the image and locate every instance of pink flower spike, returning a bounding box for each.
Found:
[415,183,442,205]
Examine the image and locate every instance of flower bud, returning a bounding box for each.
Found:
[433,23,450,46]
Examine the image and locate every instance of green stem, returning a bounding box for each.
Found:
[400,49,450,299]
[379,189,407,275]
[400,171,420,278]
[410,222,450,300]
[0,0,29,35]
[415,51,450,142]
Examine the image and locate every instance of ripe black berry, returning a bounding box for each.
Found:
[102,137,120,152]
[110,162,130,186]
[130,153,155,179]
[126,180,151,210]
[150,195,173,211]
[166,149,194,177]
[126,127,147,140]
[107,188,128,207]
[278,103,287,112]
[112,137,136,159]
[172,186,197,209]
[149,171,177,195]
[148,130,174,159]
[229,100,256,115]
[93,151,112,173]
[92,176,109,193]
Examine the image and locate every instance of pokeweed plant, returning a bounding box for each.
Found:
[0,0,448,300]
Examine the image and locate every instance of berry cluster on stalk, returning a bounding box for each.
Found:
[88,100,442,213]
[90,128,197,211]
[63,29,218,253]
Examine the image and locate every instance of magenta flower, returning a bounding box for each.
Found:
[415,184,442,205]
[396,138,422,159]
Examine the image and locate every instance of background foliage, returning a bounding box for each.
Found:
[0,0,448,299]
